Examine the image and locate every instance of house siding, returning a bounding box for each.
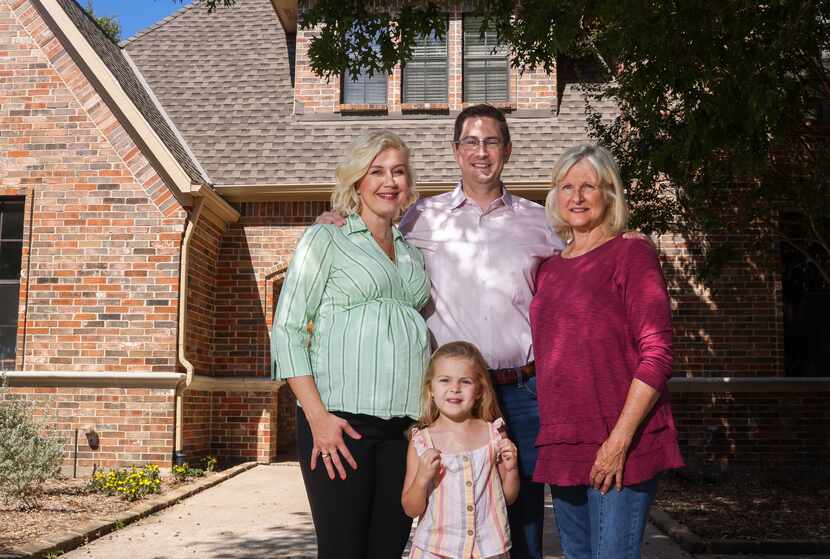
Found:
[1,0,187,469]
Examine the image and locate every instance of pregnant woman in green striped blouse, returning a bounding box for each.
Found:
[271,131,431,559]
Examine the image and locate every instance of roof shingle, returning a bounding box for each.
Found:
[124,0,617,187]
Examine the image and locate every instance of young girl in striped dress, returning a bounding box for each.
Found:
[402,341,520,559]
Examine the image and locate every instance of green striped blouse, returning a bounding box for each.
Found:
[271,214,431,419]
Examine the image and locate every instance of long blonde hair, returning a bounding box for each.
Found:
[331,130,418,217]
[545,144,629,243]
[415,341,501,429]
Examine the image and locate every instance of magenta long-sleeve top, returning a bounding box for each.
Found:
[529,236,684,486]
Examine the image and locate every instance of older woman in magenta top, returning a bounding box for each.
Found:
[530,144,684,559]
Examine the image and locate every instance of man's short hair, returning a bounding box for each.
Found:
[453,104,511,146]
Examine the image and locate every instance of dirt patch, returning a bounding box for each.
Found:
[0,475,200,552]
[654,473,830,542]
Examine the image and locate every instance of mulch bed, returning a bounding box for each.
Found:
[0,475,192,552]
[654,472,830,543]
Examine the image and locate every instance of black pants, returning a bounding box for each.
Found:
[296,406,414,559]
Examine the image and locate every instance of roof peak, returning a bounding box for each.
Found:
[119,1,199,47]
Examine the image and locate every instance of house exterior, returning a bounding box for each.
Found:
[1,0,827,475]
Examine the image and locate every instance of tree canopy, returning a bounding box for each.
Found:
[203,0,830,283]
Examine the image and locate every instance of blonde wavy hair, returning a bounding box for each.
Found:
[545,144,629,243]
[331,130,418,217]
[415,341,502,430]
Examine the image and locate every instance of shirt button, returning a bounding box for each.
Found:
[466,481,472,487]
[467,505,473,512]
[467,529,474,536]
[462,456,469,462]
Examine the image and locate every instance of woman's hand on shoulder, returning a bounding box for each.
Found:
[315,210,346,227]
[307,411,362,480]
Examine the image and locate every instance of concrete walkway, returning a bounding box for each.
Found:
[62,463,694,559]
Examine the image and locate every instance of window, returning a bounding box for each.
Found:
[402,25,448,104]
[341,22,387,105]
[780,211,830,376]
[0,198,23,367]
[342,67,388,104]
[463,16,509,103]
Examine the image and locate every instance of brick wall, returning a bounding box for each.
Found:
[293,29,340,113]
[182,388,211,459]
[2,0,187,373]
[211,390,277,463]
[670,385,830,476]
[659,232,784,376]
[0,0,188,467]
[7,386,175,473]
[186,217,224,375]
[212,201,328,376]
[293,9,555,115]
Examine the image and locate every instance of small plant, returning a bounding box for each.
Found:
[114,519,125,530]
[0,375,64,508]
[203,455,218,473]
[88,464,161,501]
[45,550,64,559]
[172,463,204,482]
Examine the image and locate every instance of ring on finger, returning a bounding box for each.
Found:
[321,452,330,458]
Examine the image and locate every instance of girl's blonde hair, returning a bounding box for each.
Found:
[415,341,502,429]
[331,130,418,217]
[544,144,629,243]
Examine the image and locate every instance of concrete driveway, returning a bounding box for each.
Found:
[62,462,692,559]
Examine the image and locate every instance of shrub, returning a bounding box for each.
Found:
[0,378,64,507]
[171,463,204,482]
[88,464,161,501]
[203,455,218,473]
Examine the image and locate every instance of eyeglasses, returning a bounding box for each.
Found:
[454,137,504,152]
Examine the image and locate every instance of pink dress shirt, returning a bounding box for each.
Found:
[530,236,685,486]
[400,184,563,369]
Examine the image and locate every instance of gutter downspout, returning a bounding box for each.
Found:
[173,196,204,465]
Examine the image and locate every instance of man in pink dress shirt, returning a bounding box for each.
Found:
[398,104,563,559]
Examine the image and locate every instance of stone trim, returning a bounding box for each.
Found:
[2,371,185,389]
[337,103,389,114]
[215,180,552,202]
[668,376,830,393]
[188,375,284,393]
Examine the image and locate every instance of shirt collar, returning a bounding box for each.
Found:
[451,181,515,213]
[344,212,404,241]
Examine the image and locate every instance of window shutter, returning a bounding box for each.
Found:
[463,16,508,102]
[403,27,448,103]
[342,68,387,104]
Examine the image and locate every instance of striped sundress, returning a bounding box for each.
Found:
[409,421,511,559]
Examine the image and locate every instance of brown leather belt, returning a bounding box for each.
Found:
[488,361,535,385]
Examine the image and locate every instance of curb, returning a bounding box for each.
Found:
[0,462,259,559]
[649,506,705,553]
[649,506,830,555]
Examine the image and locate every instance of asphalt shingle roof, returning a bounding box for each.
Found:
[123,0,617,187]
[56,0,208,186]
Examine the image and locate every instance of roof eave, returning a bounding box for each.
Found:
[215,181,552,203]
[270,0,297,32]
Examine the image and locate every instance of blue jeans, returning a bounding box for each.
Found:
[551,478,658,559]
[495,375,545,559]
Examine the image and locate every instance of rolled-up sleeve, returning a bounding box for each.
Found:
[271,225,334,380]
[621,239,674,391]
